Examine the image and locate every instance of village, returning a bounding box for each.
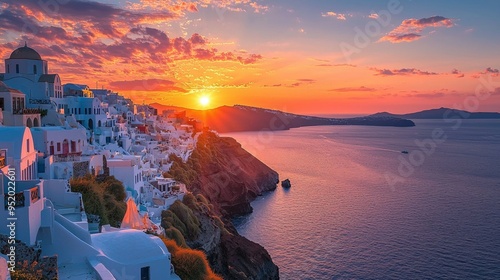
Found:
[0,44,203,279]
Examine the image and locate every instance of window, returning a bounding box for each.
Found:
[27,139,30,153]
[140,267,150,280]
[16,64,19,73]
[57,143,61,152]
[33,65,37,74]
[0,98,4,111]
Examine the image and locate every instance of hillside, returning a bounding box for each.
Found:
[371,107,500,119]
[164,132,280,279]
[151,103,416,132]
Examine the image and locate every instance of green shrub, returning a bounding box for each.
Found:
[165,227,187,247]
[182,193,199,211]
[168,201,200,240]
[70,175,127,227]
[161,210,188,237]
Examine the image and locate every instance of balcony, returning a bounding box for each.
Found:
[54,153,83,162]
[13,108,44,115]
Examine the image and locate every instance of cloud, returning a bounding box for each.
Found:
[328,86,376,92]
[451,69,465,78]
[474,67,500,78]
[263,78,315,88]
[380,33,421,43]
[471,67,500,78]
[132,0,268,14]
[407,92,446,98]
[485,67,499,74]
[372,68,439,76]
[315,63,357,67]
[109,79,187,92]
[368,13,379,19]
[0,0,263,87]
[379,16,454,43]
[322,11,350,20]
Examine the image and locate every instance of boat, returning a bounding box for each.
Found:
[401,150,409,154]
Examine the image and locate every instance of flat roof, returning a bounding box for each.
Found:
[91,229,169,265]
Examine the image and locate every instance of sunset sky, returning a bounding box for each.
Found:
[1,0,500,114]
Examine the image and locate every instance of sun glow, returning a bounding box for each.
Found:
[199,95,210,107]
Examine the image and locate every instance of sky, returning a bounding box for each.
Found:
[1,0,500,114]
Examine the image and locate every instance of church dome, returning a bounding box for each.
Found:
[9,43,42,60]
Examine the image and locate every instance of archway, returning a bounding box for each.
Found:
[88,119,94,130]
[26,118,33,128]
[33,117,39,127]
[62,139,69,155]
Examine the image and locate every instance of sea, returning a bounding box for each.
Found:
[226,119,500,280]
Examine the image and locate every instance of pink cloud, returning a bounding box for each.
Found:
[380,16,455,43]
[372,68,439,76]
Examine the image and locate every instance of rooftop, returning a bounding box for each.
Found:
[9,43,42,60]
[91,229,169,265]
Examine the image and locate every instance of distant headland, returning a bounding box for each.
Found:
[370,107,500,120]
[151,103,416,133]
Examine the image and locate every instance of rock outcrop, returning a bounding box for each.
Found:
[281,179,291,188]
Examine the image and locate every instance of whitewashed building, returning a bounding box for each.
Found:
[0,81,41,127]
[0,127,37,180]
[1,43,62,111]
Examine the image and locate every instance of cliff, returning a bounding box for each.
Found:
[167,131,279,216]
[165,131,280,279]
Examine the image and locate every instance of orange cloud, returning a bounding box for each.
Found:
[0,0,263,90]
[109,79,187,92]
[329,86,376,92]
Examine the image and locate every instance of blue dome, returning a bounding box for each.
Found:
[9,44,42,60]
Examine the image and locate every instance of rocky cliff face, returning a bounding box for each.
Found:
[166,131,280,279]
[168,132,279,217]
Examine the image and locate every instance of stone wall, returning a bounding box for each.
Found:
[0,235,58,279]
[73,161,90,178]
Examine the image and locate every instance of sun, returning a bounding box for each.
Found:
[199,95,210,107]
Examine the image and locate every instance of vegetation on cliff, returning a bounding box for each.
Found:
[163,132,280,279]
[165,131,279,216]
[161,238,222,280]
[70,175,127,227]
[160,193,224,279]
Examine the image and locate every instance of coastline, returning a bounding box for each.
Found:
[165,131,280,279]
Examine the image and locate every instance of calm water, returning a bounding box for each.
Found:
[226,120,500,280]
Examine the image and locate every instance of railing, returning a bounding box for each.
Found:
[30,187,40,204]
[4,192,25,209]
[13,108,43,115]
[54,153,82,162]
